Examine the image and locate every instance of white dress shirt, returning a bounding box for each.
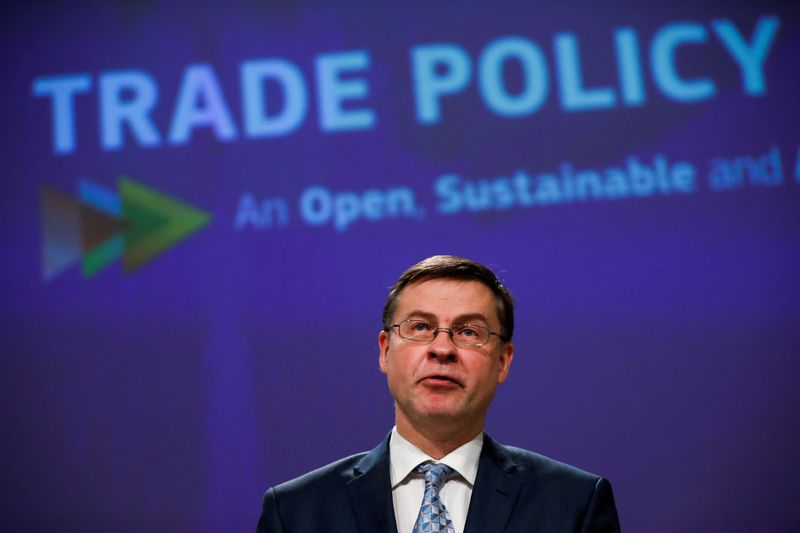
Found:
[389,426,484,533]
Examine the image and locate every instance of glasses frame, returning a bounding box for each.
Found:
[387,318,509,347]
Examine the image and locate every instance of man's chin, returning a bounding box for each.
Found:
[414,400,464,421]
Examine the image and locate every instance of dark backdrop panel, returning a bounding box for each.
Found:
[2,2,799,532]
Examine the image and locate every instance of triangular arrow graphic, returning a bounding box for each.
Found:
[40,177,212,280]
[119,177,212,272]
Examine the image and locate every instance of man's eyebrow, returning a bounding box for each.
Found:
[451,313,490,325]
[402,310,437,321]
[401,311,490,325]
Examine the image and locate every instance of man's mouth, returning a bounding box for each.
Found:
[419,375,463,387]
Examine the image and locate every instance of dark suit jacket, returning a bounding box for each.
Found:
[257,433,620,532]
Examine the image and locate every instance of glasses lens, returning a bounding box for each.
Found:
[451,323,489,346]
[399,320,434,341]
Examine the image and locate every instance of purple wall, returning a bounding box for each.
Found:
[2,2,799,531]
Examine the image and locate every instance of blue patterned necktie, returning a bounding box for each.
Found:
[413,463,455,533]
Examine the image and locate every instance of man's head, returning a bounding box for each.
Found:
[381,255,515,341]
[378,256,515,447]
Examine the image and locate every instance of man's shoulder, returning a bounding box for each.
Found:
[506,445,598,476]
[270,450,368,496]
[485,437,605,489]
[479,437,620,531]
[258,447,390,532]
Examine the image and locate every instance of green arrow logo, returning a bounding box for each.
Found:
[120,177,211,271]
[40,177,212,280]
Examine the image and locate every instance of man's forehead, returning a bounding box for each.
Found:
[393,278,499,319]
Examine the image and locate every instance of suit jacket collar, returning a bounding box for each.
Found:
[463,434,523,533]
[345,433,398,533]
[344,432,521,533]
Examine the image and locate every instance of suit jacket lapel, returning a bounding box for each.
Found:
[345,434,399,533]
[463,434,523,533]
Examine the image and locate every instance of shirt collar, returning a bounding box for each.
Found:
[389,426,484,489]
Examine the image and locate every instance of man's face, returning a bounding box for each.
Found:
[378,278,514,436]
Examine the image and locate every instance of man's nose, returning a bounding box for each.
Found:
[428,327,458,360]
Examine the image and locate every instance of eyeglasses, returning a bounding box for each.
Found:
[387,319,508,347]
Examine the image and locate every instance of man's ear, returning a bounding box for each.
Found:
[496,340,514,384]
[378,329,390,375]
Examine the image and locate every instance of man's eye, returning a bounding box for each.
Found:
[412,321,431,331]
[459,327,478,337]
[454,324,487,340]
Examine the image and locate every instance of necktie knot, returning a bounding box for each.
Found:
[415,462,454,490]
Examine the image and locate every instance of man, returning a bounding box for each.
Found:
[258,255,620,532]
